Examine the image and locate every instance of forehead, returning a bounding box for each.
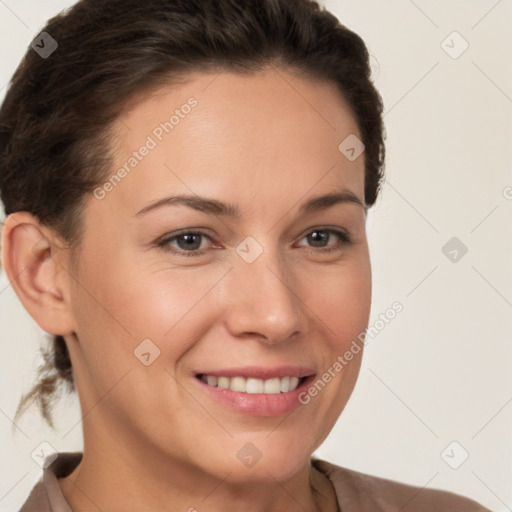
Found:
[102,68,365,216]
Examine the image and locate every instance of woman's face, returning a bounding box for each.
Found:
[64,68,371,482]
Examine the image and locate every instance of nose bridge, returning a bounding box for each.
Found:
[225,237,302,343]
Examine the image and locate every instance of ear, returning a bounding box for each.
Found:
[1,211,76,336]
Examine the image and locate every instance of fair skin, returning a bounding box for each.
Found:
[2,68,371,512]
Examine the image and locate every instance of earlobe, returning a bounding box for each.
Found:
[0,211,76,336]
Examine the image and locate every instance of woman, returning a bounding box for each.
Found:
[0,0,491,510]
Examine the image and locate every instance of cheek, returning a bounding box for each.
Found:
[78,237,227,342]
[295,258,370,448]
[305,256,372,346]
[111,267,230,344]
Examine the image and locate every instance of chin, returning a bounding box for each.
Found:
[207,433,315,484]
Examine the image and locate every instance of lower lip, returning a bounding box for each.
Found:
[193,375,315,416]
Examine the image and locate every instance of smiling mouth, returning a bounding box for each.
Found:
[196,374,307,394]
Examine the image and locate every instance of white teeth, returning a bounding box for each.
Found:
[206,375,218,387]
[218,376,230,389]
[263,377,281,394]
[199,374,304,394]
[230,376,246,392]
[246,378,264,394]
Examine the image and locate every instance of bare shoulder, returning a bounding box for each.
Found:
[312,458,491,512]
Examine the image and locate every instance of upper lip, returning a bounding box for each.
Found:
[195,366,316,380]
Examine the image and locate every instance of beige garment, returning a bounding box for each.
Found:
[18,452,491,511]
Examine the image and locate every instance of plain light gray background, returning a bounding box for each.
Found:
[0,1,511,511]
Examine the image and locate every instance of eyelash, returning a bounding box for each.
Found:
[157,228,352,258]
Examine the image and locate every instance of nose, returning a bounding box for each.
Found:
[223,242,302,345]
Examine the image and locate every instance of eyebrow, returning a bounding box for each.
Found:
[135,190,365,218]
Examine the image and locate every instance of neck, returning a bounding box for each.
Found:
[59,455,336,512]
[58,427,337,512]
